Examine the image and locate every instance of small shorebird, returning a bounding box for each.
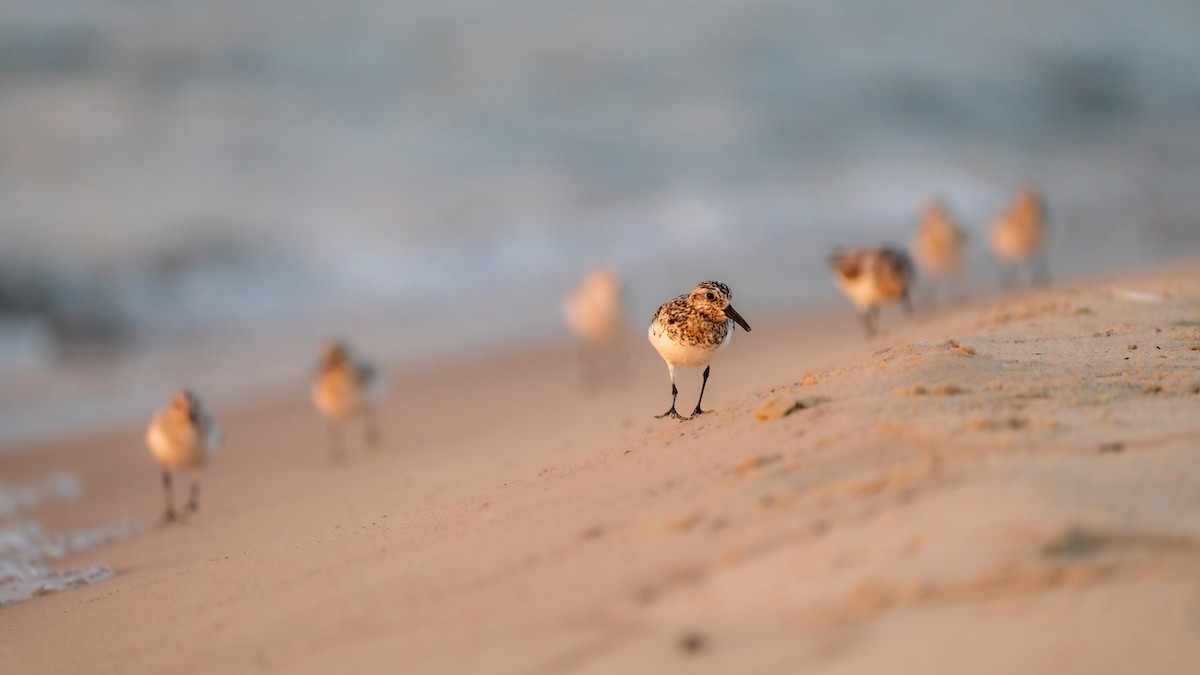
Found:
[648,281,751,420]
[989,186,1050,288]
[910,197,968,303]
[145,388,221,523]
[563,267,627,385]
[311,340,388,461]
[830,246,915,337]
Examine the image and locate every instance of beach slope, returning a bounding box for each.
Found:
[2,264,1199,674]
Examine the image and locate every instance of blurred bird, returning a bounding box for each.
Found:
[648,280,751,420]
[830,247,915,337]
[910,197,968,304]
[989,186,1051,288]
[145,388,221,523]
[563,267,628,386]
[312,340,388,462]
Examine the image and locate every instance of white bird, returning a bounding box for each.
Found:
[830,246,915,337]
[990,186,1051,288]
[563,267,628,385]
[648,281,751,420]
[910,197,970,307]
[312,340,388,462]
[912,198,968,276]
[145,388,221,523]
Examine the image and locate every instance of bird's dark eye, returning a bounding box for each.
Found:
[706,292,715,301]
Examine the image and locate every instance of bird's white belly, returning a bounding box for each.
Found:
[837,276,885,310]
[915,237,963,276]
[147,424,209,470]
[312,376,360,420]
[990,224,1040,262]
[648,324,728,368]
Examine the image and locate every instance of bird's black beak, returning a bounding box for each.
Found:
[726,304,751,332]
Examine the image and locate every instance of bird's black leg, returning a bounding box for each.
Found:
[610,342,631,382]
[577,346,594,389]
[949,276,969,307]
[1031,254,1052,287]
[329,422,347,464]
[187,479,200,513]
[656,382,684,420]
[998,264,1018,291]
[922,281,939,313]
[364,408,382,451]
[160,469,178,524]
[861,306,879,337]
[901,291,915,316]
[690,365,711,418]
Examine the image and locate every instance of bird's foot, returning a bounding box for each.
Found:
[655,408,686,420]
[158,509,183,526]
[688,408,709,419]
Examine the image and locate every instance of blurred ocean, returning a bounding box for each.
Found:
[2,0,1200,444]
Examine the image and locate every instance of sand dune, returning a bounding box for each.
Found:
[2,262,1199,674]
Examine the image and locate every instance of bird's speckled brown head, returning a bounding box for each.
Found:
[919,198,950,232]
[688,281,750,332]
[829,250,862,281]
[169,388,201,423]
[320,340,350,368]
[1011,186,1045,223]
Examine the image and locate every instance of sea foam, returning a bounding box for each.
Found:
[0,474,139,607]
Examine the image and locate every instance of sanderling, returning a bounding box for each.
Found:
[648,281,751,420]
[910,197,968,302]
[830,246,915,337]
[312,340,388,461]
[563,266,628,385]
[145,388,221,523]
[989,186,1050,287]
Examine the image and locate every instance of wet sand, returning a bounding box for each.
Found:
[2,262,1199,674]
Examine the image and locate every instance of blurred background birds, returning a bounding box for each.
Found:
[312,340,389,462]
[145,388,221,522]
[910,197,969,305]
[829,248,915,337]
[1,0,1198,441]
[990,186,1052,288]
[563,267,629,387]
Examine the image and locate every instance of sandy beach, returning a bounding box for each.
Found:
[4,2,1200,672]
[2,260,1198,674]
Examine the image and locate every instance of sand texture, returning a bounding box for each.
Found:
[2,264,1199,674]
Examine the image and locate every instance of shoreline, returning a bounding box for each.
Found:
[4,251,1196,454]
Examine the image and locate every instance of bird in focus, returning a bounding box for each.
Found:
[648,280,751,420]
